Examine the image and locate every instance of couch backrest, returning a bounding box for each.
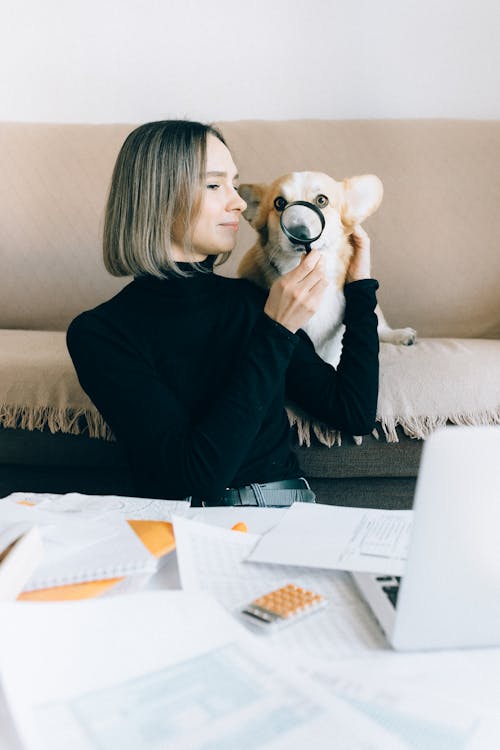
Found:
[1,120,499,337]
[0,123,132,331]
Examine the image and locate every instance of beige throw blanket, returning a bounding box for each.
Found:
[0,330,112,439]
[1,331,499,446]
[288,338,500,446]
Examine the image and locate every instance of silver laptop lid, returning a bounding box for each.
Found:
[392,425,500,651]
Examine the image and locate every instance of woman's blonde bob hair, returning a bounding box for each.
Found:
[103,120,228,278]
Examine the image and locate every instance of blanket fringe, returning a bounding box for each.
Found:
[286,408,342,448]
[0,404,115,441]
[377,410,500,443]
[288,407,500,447]
[2,403,499,448]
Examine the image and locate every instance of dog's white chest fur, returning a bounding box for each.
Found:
[268,248,347,368]
[303,285,345,367]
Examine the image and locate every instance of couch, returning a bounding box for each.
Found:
[1,120,499,508]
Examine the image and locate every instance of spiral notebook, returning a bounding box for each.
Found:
[0,503,160,593]
[19,520,175,601]
[21,515,159,592]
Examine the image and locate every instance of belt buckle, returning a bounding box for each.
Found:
[238,485,259,506]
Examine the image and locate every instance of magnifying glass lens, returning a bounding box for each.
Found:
[280,203,324,245]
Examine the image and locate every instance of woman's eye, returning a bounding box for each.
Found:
[315,194,329,208]
[207,184,220,190]
[274,196,287,211]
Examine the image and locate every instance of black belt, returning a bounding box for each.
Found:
[189,478,316,507]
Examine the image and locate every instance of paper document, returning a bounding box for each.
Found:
[0,591,405,750]
[3,492,191,521]
[2,493,283,532]
[173,516,386,660]
[300,650,500,750]
[185,506,287,534]
[246,503,412,574]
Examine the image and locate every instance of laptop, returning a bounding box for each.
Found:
[352,425,500,651]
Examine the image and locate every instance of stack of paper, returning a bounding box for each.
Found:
[1,496,500,748]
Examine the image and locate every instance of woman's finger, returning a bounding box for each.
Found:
[285,250,322,283]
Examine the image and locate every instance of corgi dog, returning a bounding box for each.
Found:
[238,171,416,369]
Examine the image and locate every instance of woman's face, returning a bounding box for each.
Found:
[171,134,247,261]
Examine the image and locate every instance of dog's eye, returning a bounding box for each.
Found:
[274,196,287,212]
[315,194,329,208]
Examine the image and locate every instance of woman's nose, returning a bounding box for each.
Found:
[229,189,247,212]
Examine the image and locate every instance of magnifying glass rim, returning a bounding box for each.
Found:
[279,200,326,245]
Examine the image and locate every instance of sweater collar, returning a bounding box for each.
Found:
[133,257,219,297]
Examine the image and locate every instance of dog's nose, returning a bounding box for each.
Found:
[288,224,310,243]
[280,202,325,247]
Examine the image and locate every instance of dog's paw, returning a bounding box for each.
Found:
[380,327,417,346]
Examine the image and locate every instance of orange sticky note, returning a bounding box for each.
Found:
[231,522,248,533]
[127,520,176,557]
[17,578,122,601]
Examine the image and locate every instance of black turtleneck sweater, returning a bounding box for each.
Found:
[67,259,379,501]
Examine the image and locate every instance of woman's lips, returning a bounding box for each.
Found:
[219,222,239,230]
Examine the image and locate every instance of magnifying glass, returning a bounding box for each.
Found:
[280,200,325,253]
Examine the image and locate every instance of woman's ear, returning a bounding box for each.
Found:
[341,175,383,225]
[238,184,268,228]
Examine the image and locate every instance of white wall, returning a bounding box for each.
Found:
[1,0,500,123]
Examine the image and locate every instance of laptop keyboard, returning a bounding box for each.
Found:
[376,576,401,608]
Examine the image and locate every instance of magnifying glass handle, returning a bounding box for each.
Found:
[304,244,312,254]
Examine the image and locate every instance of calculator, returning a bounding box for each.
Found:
[240,583,327,631]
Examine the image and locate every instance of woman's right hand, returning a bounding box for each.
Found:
[263,250,329,333]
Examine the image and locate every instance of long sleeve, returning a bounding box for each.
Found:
[285,279,380,435]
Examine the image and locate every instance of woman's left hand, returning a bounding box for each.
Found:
[346,225,371,283]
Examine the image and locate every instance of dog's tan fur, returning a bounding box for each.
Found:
[238,171,416,368]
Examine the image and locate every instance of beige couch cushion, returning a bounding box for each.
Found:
[1,121,500,338]
[1,330,499,447]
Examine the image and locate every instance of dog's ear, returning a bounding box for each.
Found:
[341,175,383,225]
[238,184,268,228]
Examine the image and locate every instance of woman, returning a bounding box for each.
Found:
[67,120,379,506]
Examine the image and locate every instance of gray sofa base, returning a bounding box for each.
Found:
[310,477,416,509]
[0,425,422,509]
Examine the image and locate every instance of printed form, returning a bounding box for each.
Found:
[0,591,404,750]
[173,516,387,660]
[299,651,500,750]
[245,503,412,574]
